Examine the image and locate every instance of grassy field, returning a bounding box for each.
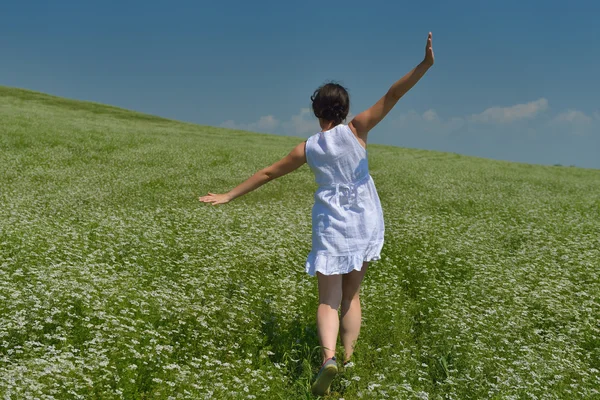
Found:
[0,86,599,399]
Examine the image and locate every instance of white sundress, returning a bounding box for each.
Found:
[304,124,385,276]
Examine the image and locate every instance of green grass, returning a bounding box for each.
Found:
[1,86,599,399]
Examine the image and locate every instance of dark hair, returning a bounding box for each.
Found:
[311,82,350,125]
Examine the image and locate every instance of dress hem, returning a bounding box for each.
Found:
[305,242,384,277]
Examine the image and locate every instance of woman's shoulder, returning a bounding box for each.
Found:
[307,124,350,141]
[306,131,319,142]
[337,124,354,135]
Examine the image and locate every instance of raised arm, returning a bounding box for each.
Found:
[199,141,307,205]
[349,32,435,141]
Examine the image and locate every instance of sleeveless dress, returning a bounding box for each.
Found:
[304,124,385,276]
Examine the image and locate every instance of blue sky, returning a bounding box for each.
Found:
[2,0,599,168]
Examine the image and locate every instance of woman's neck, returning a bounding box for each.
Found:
[319,119,337,132]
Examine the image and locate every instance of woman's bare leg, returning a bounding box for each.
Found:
[316,272,343,363]
[340,262,368,362]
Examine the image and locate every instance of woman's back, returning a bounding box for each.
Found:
[304,123,385,276]
[305,124,369,187]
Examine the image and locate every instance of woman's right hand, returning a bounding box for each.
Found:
[424,32,434,67]
[199,192,231,206]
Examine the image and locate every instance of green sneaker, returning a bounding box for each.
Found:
[311,357,338,396]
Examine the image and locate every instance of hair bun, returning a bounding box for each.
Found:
[310,82,350,124]
[323,104,344,121]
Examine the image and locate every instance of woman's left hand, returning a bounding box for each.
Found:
[199,192,231,205]
[423,32,434,67]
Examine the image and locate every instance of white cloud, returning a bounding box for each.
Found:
[395,110,423,125]
[256,115,279,130]
[469,98,548,124]
[281,108,317,136]
[220,114,280,132]
[553,110,592,125]
[281,108,355,137]
[550,109,596,136]
[221,99,597,141]
[392,109,464,135]
[220,108,356,137]
[422,109,439,122]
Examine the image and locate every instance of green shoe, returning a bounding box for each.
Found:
[311,357,338,396]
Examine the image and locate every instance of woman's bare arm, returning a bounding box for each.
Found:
[199,141,307,205]
[349,32,435,141]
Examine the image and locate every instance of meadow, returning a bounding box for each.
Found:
[0,86,599,399]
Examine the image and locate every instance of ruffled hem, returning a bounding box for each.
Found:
[305,242,384,277]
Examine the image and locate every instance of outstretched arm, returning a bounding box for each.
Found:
[199,141,307,205]
[349,32,435,140]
